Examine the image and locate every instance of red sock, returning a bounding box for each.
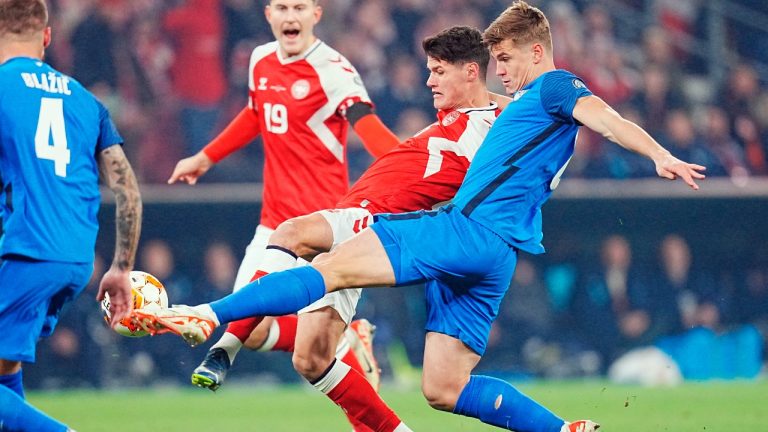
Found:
[271,315,298,352]
[316,360,402,432]
[223,270,269,343]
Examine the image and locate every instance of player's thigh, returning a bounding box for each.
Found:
[299,288,362,325]
[422,332,481,409]
[293,307,347,378]
[314,228,396,290]
[0,259,91,363]
[316,208,374,250]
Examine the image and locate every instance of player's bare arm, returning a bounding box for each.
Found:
[97,144,142,325]
[573,95,706,190]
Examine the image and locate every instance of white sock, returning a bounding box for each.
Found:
[311,359,351,394]
[211,332,244,364]
[261,245,299,273]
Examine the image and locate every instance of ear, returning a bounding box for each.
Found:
[465,62,480,81]
[264,5,271,21]
[43,27,51,49]
[531,42,544,64]
[314,5,323,24]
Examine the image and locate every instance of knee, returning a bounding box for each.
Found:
[292,350,333,382]
[270,220,306,254]
[421,376,462,412]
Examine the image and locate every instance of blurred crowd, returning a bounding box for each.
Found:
[41,0,768,184]
[23,0,768,389]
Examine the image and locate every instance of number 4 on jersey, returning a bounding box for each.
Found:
[35,97,70,177]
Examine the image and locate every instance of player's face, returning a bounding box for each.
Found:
[265,0,322,57]
[426,57,470,111]
[491,39,536,94]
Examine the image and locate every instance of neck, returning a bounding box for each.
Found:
[0,41,43,65]
[523,57,557,88]
[279,36,317,59]
[462,83,492,109]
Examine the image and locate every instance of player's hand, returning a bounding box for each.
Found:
[168,152,214,185]
[655,154,706,190]
[96,267,133,327]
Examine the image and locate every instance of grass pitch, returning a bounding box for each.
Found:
[29,380,766,431]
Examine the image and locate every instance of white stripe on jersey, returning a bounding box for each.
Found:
[305,43,371,163]
[423,104,498,178]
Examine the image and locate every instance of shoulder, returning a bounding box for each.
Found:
[540,69,590,93]
[250,41,279,67]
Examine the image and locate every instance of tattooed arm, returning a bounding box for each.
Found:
[95,145,143,326]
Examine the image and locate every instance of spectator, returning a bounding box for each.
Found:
[162,0,228,154]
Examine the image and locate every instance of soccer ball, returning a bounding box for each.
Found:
[101,270,169,337]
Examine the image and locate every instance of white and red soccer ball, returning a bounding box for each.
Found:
[101,270,168,337]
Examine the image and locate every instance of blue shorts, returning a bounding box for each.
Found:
[371,205,517,355]
[0,257,92,363]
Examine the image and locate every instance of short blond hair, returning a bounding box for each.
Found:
[0,0,47,38]
[483,1,552,52]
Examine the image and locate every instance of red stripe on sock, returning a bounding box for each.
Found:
[271,315,298,352]
[327,368,401,432]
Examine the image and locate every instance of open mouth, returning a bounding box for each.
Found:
[283,29,300,39]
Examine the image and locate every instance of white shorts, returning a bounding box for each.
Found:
[298,208,374,323]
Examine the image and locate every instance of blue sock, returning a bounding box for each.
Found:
[0,369,24,398]
[454,375,564,432]
[210,266,326,324]
[0,384,68,431]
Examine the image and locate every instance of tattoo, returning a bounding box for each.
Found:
[99,146,142,271]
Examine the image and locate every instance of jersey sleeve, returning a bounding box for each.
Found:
[540,70,593,124]
[332,60,372,116]
[96,99,124,152]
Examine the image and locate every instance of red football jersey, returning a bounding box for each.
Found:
[337,104,500,214]
[248,40,371,229]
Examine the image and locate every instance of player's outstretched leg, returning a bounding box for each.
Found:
[423,333,599,432]
[0,382,70,432]
[134,266,328,345]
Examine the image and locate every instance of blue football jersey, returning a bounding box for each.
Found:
[453,70,592,254]
[0,57,123,262]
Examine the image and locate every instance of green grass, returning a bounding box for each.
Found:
[29,380,767,431]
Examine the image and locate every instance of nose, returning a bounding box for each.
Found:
[495,62,505,77]
[426,74,437,88]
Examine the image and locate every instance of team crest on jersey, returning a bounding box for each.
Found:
[572,79,586,89]
[291,79,310,100]
[442,111,460,126]
[258,77,268,90]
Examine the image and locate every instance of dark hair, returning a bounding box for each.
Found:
[0,0,48,38]
[422,26,490,81]
[483,1,552,52]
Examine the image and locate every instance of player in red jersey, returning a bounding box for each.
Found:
[168,1,398,429]
[189,26,507,432]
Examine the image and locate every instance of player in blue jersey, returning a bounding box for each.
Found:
[0,1,142,431]
[136,2,705,431]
